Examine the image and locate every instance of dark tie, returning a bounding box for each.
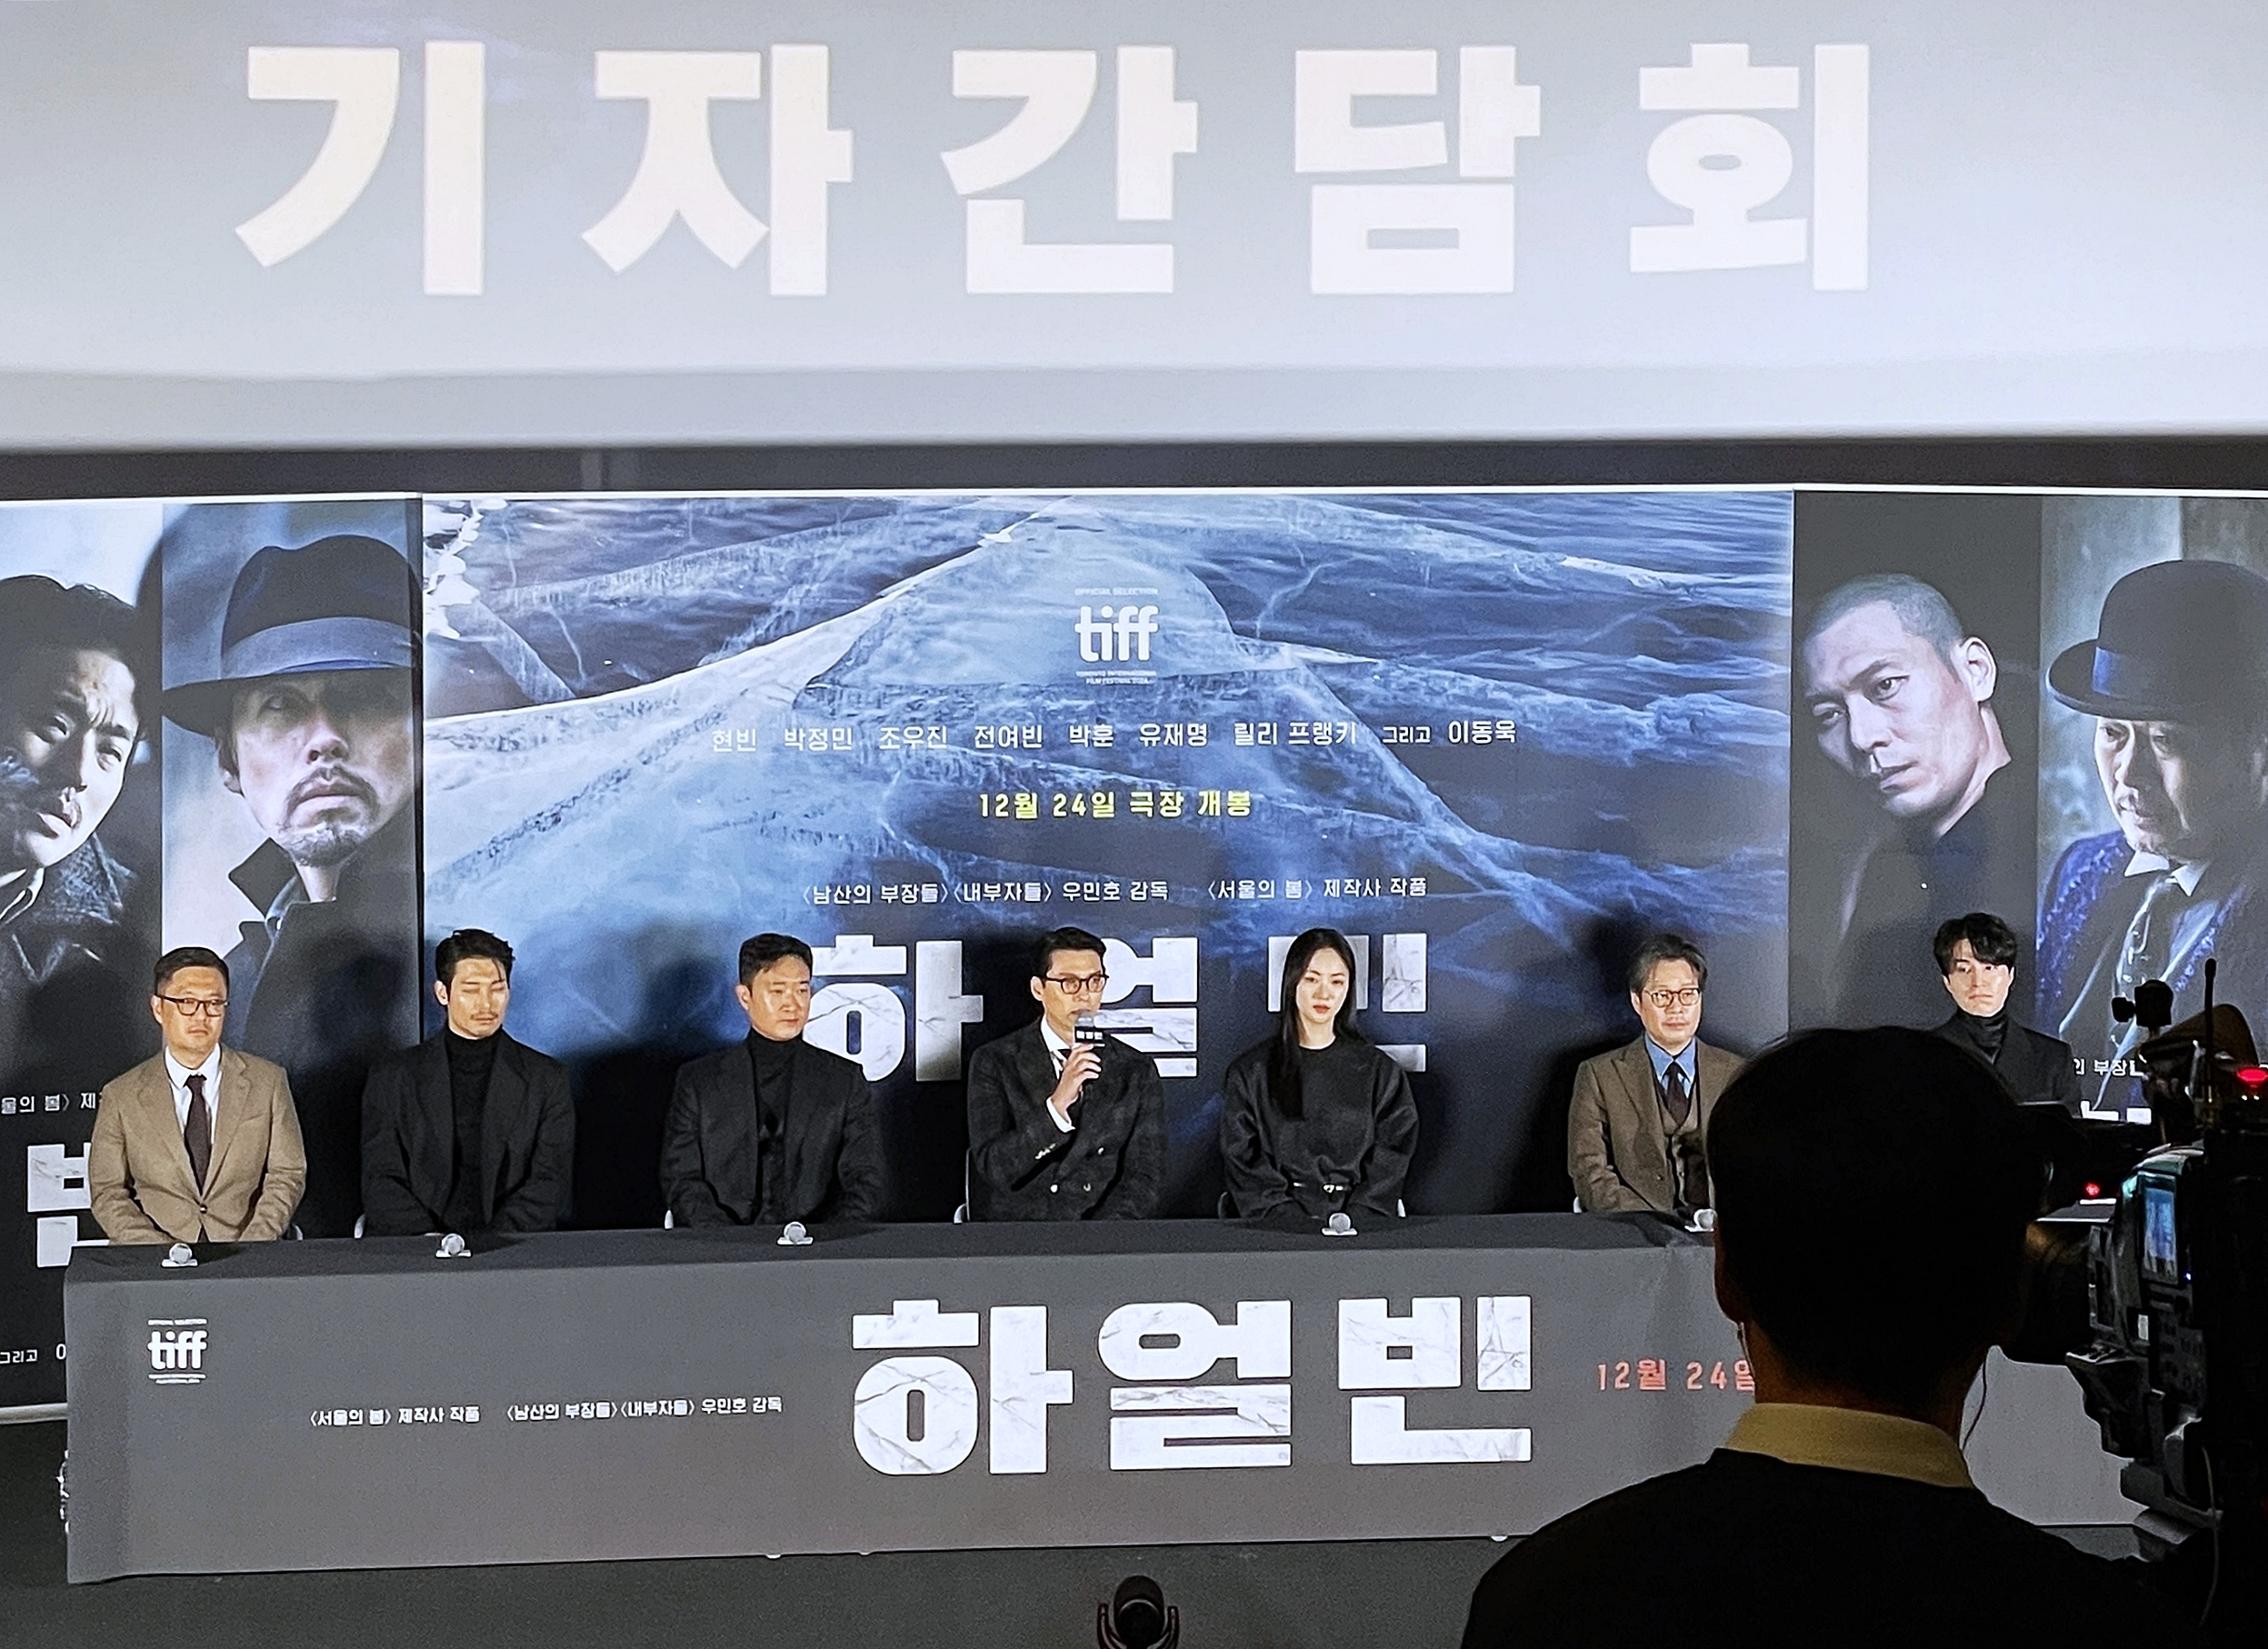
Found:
[2113,871,2186,1023]
[184,1073,211,1191]
[1661,1061,1692,1130]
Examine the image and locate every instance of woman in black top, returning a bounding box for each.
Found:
[1221,926,1419,1219]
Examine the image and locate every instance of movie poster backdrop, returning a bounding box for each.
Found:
[0,497,420,1410]
[418,492,1795,1221]
[2037,496,2268,1118]
[34,484,2268,1411]
[158,500,424,1237]
[1786,492,2043,1031]
[0,503,163,1409]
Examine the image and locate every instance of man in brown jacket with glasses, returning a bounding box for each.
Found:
[88,945,305,1244]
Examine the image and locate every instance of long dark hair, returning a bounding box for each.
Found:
[1271,927,1363,1119]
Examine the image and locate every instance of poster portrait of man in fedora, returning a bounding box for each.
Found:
[2037,556,2268,1114]
[161,530,421,1236]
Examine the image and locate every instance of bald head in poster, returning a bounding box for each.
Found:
[1799,575,2010,841]
[1796,575,2024,1028]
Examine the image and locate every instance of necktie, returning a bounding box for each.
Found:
[1661,1061,1692,1130]
[184,1073,211,1191]
[2113,872,2187,1041]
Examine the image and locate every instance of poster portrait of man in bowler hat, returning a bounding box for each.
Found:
[2037,557,2268,1114]
[161,532,421,1235]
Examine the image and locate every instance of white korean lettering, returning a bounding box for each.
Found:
[1098,1300,1291,1381]
[853,1298,980,1348]
[584,51,766,272]
[235,47,401,267]
[1630,43,1868,290]
[1337,1297,1460,1389]
[1294,46,1536,295]
[854,1356,979,1474]
[942,48,1185,294]
[1349,1396,1527,1464]
[1115,46,1198,221]
[766,45,854,295]
[1109,1384,1292,1469]
[988,1306,1073,1474]
[422,41,485,295]
[914,940,985,1081]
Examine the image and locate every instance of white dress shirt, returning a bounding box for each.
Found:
[164,1046,223,1134]
[1040,1021,1078,1132]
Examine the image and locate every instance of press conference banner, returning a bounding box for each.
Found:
[5,5,2268,445]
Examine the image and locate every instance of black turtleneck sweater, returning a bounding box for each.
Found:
[443,1029,500,1234]
[748,1033,797,1218]
[1942,1004,2010,1065]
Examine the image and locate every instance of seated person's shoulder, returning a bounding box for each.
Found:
[229,1048,290,1086]
[797,1038,865,1082]
[673,1044,740,1090]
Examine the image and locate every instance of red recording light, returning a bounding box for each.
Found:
[2083,1182,2103,1199]
[2237,1065,2268,1093]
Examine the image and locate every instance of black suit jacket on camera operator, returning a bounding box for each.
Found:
[359,1031,574,1236]
[1931,1011,2083,1114]
[661,1036,883,1226]
[965,1023,1163,1220]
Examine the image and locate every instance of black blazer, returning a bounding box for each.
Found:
[1931,1014,2082,1114]
[660,1037,883,1226]
[965,1022,1163,1220]
[359,1031,574,1237]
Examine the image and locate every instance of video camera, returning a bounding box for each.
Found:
[2038,964,2268,1553]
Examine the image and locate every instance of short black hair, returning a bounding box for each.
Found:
[154,946,229,994]
[1626,933,1707,996]
[738,933,814,986]
[435,928,514,985]
[1933,912,2019,976]
[1710,1028,2040,1413]
[0,575,154,734]
[1801,573,1969,661]
[1031,925,1106,981]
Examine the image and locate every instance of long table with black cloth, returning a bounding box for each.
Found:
[63,1214,2133,1580]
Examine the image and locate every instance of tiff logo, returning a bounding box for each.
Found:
[1075,604,1160,664]
[147,1321,209,1384]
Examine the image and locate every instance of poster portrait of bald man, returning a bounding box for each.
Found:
[1787,495,2042,1030]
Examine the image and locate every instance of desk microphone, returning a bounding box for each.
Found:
[1098,1574,1178,1649]
[1322,1212,1357,1237]
[161,1243,196,1268]
[435,1233,470,1259]
[777,1221,813,1246]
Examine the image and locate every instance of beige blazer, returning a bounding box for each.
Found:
[88,1047,306,1244]
[1567,1036,1743,1216]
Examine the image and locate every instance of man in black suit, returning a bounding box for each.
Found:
[360,929,574,1237]
[1464,1028,2206,1646]
[660,933,883,1227]
[965,925,1163,1220]
[1931,911,2082,1114]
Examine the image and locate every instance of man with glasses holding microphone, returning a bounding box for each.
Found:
[964,925,1163,1220]
[1567,934,1741,1219]
[88,945,305,1244]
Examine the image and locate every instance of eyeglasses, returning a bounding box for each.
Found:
[1643,988,1701,1008]
[155,995,228,1017]
[1043,973,1109,994]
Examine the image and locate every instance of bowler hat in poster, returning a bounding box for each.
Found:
[2047,558,2268,722]
[161,535,415,737]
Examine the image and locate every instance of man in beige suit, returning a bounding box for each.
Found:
[1568,934,1742,1217]
[89,945,305,1244]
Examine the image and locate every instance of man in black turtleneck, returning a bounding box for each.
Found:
[659,933,884,1227]
[1928,912,2080,1114]
[360,928,574,1236]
